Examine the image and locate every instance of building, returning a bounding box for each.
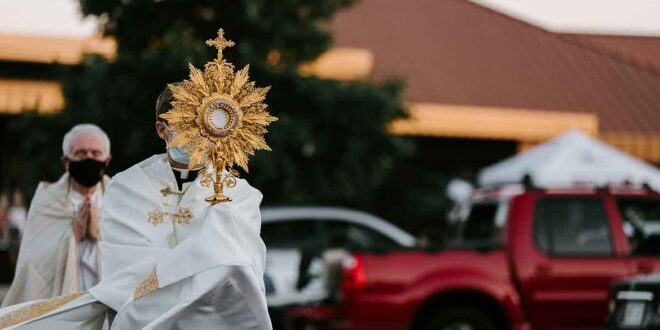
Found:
[331,0,660,179]
[1,0,659,190]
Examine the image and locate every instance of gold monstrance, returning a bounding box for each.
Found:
[160,29,277,204]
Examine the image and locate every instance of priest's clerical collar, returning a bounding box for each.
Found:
[171,167,199,191]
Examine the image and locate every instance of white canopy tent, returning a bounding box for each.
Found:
[478,129,660,190]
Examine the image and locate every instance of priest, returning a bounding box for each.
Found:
[88,84,271,328]
[2,124,111,307]
[0,29,273,330]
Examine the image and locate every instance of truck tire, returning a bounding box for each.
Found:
[421,307,496,330]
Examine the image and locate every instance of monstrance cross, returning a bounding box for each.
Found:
[206,29,235,61]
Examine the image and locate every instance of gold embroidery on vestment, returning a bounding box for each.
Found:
[160,187,184,197]
[0,292,85,329]
[148,210,164,226]
[134,267,159,300]
[147,207,193,226]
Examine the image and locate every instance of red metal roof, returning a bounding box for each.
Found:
[563,34,660,69]
[331,0,660,133]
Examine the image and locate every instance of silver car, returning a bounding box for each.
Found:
[261,206,416,306]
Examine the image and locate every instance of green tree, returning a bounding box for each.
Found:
[10,0,416,224]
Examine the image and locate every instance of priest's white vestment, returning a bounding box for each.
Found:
[2,174,109,307]
[0,154,271,329]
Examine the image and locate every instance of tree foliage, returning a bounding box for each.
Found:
[10,0,417,222]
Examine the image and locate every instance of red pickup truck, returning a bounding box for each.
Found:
[288,187,660,330]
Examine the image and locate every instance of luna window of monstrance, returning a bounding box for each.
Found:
[159,29,277,204]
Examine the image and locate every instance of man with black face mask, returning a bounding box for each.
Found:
[2,124,112,307]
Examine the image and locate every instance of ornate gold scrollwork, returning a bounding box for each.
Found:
[147,207,193,226]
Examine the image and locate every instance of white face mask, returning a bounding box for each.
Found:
[168,145,191,165]
[163,124,190,165]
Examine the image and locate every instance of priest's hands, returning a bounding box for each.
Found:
[72,199,89,241]
[72,196,100,242]
[88,199,100,241]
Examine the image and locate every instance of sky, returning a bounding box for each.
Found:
[0,0,98,38]
[472,0,660,36]
[2,0,660,38]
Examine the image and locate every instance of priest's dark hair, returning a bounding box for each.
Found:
[155,82,183,122]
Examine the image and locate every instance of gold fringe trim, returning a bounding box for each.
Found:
[0,292,85,329]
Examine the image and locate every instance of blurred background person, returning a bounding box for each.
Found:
[6,191,27,271]
[7,191,26,237]
[0,194,9,247]
[1,124,112,307]
[0,194,12,285]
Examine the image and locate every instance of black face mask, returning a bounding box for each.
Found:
[68,158,107,187]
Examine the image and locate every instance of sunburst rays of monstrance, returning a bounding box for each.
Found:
[160,29,277,204]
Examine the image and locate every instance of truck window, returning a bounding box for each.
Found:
[617,198,660,256]
[462,203,501,243]
[533,197,613,256]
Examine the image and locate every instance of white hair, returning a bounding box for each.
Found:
[62,124,111,157]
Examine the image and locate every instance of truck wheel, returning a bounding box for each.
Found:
[421,307,496,330]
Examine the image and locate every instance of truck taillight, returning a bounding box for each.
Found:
[341,255,366,290]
